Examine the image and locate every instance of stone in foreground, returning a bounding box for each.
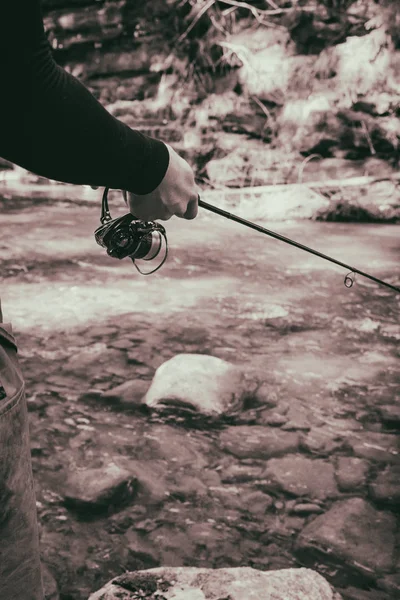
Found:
[143,353,250,416]
[296,498,396,577]
[88,566,342,600]
[63,463,137,517]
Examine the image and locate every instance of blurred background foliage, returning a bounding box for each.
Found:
[6,1,400,197]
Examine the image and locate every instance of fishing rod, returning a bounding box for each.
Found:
[198,199,400,293]
[94,187,400,292]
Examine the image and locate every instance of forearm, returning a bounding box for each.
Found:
[0,1,169,195]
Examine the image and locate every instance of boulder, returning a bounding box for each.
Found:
[143,354,250,416]
[88,566,342,600]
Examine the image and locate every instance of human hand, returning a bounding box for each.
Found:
[125,144,199,221]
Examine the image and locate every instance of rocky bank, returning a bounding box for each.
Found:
[2,0,400,221]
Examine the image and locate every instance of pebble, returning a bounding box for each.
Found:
[221,464,265,483]
[291,503,324,516]
[109,338,134,350]
[241,491,273,515]
[261,412,288,427]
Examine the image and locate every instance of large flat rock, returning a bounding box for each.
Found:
[88,566,342,600]
[262,455,339,499]
[219,425,299,459]
[295,498,396,577]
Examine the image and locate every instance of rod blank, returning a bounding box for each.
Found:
[198,199,400,294]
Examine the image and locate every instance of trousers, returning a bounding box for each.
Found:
[0,302,44,600]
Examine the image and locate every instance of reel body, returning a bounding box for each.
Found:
[94,187,168,274]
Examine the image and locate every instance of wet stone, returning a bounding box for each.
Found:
[100,379,150,407]
[335,456,369,492]
[281,405,312,431]
[261,411,288,427]
[109,338,135,350]
[221,463,265,483]
[377,404,400,428]
[296,497,396,577]
[301,427,344,455]
[347,431,400,464]
[291,503,325,516]
[262,455,338,499]
[219,426,300,459]
[368,464,400,507]
[338,587,392,600]
[63,463,138,517]
[241,490,274,515]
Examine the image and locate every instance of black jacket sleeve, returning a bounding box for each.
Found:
[0,0,169,195]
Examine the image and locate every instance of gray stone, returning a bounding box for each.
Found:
[335,456,369,491]
[296,498,396,576]
[63,463,137,516]
[281,405,312,431]
[221,463,265,483]
[220,426,299,459]
[301,427,344,455]
[261,411,288,426]
[262,455,338,499]
[89,566,341,600]
[347,431,400,464]
[291,503,325,516]
[100,379,149,406]
[369,464,400,506]
[144,354,250,416]
[241,490,274,515]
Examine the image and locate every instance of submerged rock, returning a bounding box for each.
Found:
[88,566,342,600]
[262,455,338,499]
[219,425,299,459]
[369,464,400,507]
[296,498,396,577]
[335,456,369,492]
[143,353,250,416]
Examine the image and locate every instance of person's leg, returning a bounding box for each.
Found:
[0,308,44,600]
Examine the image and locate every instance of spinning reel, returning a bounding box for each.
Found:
[94,187,168,275]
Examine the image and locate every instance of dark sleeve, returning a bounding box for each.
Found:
[0,0,169,195]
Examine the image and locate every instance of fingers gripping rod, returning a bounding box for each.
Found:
[198,199,400,294]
